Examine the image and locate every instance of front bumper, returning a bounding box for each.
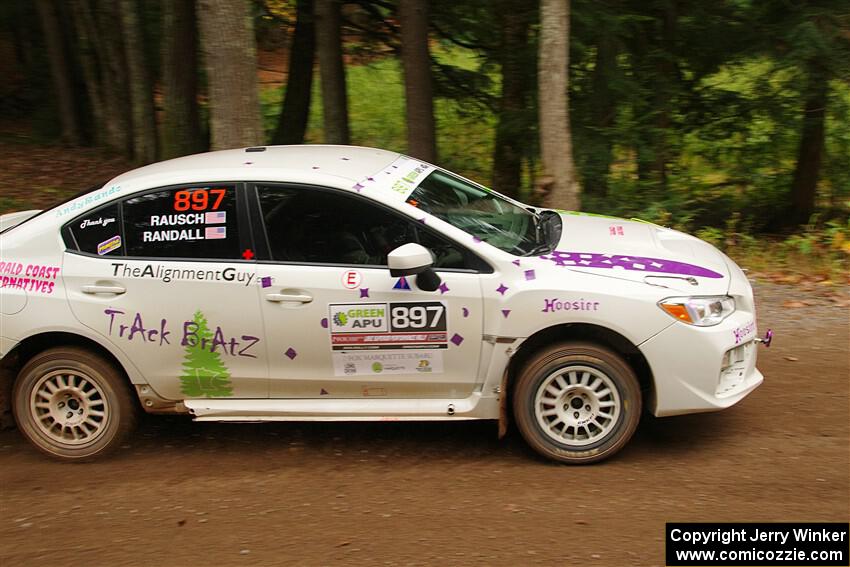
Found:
[639,311,764,417]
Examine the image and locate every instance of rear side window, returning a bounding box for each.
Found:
[122,185,240,259]
[68,203,122,256]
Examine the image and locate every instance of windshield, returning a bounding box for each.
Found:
[406,170,539,255]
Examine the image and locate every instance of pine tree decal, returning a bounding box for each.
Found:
[179,310,233,397]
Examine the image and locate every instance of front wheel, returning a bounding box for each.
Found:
[13,347,137,461]
[513,342,641,464]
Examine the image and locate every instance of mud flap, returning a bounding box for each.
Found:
[0,354,17,429]
[498,367,510,439]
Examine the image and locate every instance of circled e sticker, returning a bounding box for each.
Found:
[341,270,362,289]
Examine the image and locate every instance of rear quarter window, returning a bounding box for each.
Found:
[66,203,123,256]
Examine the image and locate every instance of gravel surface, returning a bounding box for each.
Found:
[0,282,847,566]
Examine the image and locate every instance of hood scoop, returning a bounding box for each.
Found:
[643,275,700,290]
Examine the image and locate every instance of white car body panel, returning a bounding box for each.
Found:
[62,253,267,398]
[0,145,763,425]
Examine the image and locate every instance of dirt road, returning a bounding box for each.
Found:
[1,282,847,566]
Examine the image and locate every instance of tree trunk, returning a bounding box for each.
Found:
[492,0,534,198]
[96,2,133,155]
[69,0,105,146]
[161,0,204,158]
[539,0,580,210]
[197,0,263,149]
[650,2,678,192]
[271,0,315,146]
[583,26,618,198]
[399,0,437,163]
[789,72,828,226]
[36,0,82,145]
[314,0,350,145]
[119,0,158,163]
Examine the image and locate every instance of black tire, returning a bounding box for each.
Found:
[512,341,641,464]
[13,347,138,461]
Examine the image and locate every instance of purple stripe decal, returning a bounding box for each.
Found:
[539,250,724,279]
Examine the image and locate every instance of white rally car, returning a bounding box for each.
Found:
[0,145,767,463]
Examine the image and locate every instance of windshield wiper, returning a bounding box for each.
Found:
[524,241,553,256]
[526,207,544,244]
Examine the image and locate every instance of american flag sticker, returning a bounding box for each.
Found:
[205,211,227,224]
[205,226,227,239]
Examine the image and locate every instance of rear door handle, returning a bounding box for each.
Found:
[81,284,126,295]
[265,293,313,304]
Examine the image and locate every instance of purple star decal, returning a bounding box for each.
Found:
[353,183,364,192]
[472,236,482,243]
[501,309,511,318]
[320,317,328,328]
[462,307,469,318]
[417,218,427,224]
[524,269,536,281]
[438,282,449,294]
[512,259,521,267]
[260,276,273,288]
[450,333,464,346]
[285,347,297,360]
[540,250,724,278]
[360,288,370,298]
[496,283,509,295]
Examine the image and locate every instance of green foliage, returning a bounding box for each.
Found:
[698,217,850,281]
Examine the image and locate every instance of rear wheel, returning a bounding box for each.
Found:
[513,342,641,464]
[13,347,137,461]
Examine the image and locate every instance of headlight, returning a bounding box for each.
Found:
[658,296,735,326]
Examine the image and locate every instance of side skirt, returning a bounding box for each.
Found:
[184,393,500,422]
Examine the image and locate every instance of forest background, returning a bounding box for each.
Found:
[0,0,848,281]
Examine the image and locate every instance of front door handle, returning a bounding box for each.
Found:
[265,293,313,304]
[81,284,126,295]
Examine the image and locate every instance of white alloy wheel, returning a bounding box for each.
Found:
[533,365,621,447]
[30,369,110,446]
[513,342,641,464]
[14,347,137,461]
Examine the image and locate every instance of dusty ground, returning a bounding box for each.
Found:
[0,282,848,567]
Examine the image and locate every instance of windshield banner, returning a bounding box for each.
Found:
[352,156,435,200]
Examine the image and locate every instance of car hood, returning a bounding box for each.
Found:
[538,212,730,295]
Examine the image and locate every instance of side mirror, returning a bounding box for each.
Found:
[387,243,442,292]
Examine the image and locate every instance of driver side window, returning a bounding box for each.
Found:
[256,185,473,269]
